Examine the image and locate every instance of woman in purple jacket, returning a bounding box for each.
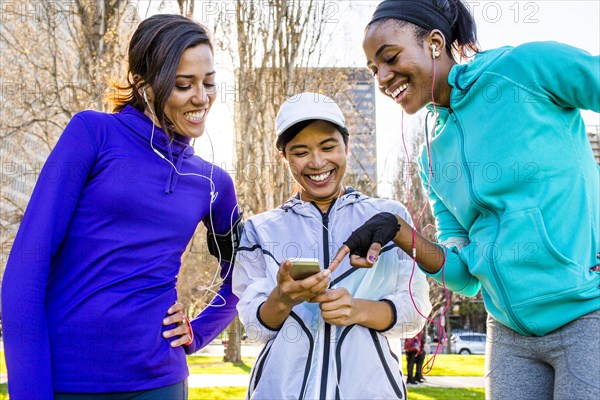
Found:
[1,14,241,399]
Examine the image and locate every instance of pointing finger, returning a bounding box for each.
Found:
[329,245,350,272]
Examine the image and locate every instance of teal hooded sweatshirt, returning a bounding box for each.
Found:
[418,42,600,337]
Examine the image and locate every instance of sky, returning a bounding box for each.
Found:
[144,0,600,197]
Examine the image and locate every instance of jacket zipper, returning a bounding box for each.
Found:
[450,108,531,336]
[312,200,336,399]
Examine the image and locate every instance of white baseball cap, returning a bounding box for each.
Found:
[275,92,348,150]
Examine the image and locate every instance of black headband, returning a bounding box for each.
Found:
[370,0,453,43]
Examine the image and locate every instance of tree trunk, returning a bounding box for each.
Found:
[223,316,242,363]
[445,311,453,355]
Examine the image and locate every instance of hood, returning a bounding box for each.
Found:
[119,105,195,194]
[425,46,514,138]
[280,187,367,218]
[448,46,513,102]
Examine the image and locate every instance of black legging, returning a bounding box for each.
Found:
[406,351,425,382]
[54,380,188,400]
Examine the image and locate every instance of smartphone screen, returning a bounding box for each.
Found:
[290,258,321,280]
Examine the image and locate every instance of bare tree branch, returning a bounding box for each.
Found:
[1,0,136,274]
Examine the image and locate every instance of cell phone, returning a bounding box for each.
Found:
[290,258,321,280]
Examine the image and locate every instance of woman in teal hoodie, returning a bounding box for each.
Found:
[331,0,599,399]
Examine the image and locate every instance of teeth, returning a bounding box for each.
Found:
[389,83,409,99]
[308,171,332,182]
[184,110,206,121]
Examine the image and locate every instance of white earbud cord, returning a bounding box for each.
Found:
[146,102,238,312]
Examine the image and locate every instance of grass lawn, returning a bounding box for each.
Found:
[408,387,485,399]
[0,350,485,377]
[402,354,485,377]
[185,354,484,377]
[0,385,484,399]
[188,386,246,399]
[1,380,485,399]
[187,386,485,399]
[0,352,485,399]
[1,352,484,377]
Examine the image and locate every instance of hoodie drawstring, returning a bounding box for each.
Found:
[164,145,174,194]
[164,144,194,194]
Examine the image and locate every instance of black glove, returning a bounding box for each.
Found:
[343,212,401,257]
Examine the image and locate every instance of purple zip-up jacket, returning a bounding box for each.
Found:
[1,105,239,398]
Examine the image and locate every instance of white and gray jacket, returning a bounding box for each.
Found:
[232,190,432,400]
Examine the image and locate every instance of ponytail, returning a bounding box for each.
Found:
[447,0,479,59]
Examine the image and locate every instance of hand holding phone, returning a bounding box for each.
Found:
[290,258,321,280]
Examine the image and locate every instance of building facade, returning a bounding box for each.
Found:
[303,68,378,195]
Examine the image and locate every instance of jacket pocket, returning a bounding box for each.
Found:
[334,326,405,400]
[494,207,581,307]
[249,313,314,399]
[247,339,274,399]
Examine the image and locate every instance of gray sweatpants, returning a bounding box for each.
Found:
[485,310,600,400]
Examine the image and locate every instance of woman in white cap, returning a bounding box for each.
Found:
[232,92,432,399]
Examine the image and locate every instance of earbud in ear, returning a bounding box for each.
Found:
[430,44,440,59]
[142,87,149,103]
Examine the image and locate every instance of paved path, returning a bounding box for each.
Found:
[415,376,484,388]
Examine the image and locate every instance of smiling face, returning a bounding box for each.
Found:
[283,120,348,210]
[145,44,217,138]
[363,20,452,114]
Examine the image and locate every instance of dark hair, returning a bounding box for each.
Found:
[367,0,478,60]
[106,14,212,139]
[276,120,350,156]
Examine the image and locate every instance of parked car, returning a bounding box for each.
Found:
[450,332,487,355]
